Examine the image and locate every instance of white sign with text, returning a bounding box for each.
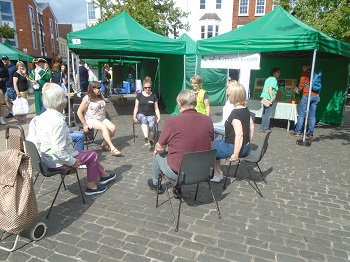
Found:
[201,53,260,69]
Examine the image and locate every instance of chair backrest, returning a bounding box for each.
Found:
[260,131,272,159]
[73,104,83,127]
[23,140,43,175]
[5,124,26,151]
[177,149,217,186]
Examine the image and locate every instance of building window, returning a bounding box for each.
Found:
[207,25,213,38]
[50,19,55,53]
[29,6,38,50]
[0,1,13,21]
[87,2,96,19]
[201,26,205,39]
[215,25,219,36]
[55,23,59,39]
[255,0,266,15]
[216,0,222,9]
[200,0,205,9]
[239,0,249,15]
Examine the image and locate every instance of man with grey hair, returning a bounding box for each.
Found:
[148,89,214,195]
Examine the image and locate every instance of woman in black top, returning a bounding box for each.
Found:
[211,83,254,182]
[13,61,29,99]
[133,76,161,147]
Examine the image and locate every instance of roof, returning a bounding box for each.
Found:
[199,13,221,21]
[197,7,350,58]
[58,24,73,39]
[67,11,186,57]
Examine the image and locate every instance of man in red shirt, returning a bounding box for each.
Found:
[148,89,214,194]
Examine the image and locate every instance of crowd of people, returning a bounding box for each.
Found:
[0,56,317,196]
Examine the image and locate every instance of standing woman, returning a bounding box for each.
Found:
[259,67,280,132]
[101,64,111,97]
[13,61,29,99]
[211,84,254,182]
[77,81,122,156]
[133,76,160,147]
[190,75,210,116]
[0,60,9,124]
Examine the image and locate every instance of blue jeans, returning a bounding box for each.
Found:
[152,152,178,185]
[70,131,85,150]
[212,140,250,159]
[295,95,320,135]
[213,122,225,136]
[260,104,273,131]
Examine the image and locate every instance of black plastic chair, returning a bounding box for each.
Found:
[156,149,221,231]
[24,140,85,219]
[223,131,272,197]
[132,121,158,144]
[73,104,99,149]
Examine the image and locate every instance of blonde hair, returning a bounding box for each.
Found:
[226,80,238,89]
[227,84,247,106]
[16,61,25,69]
[143,76,152,86]
[190,75,203,88]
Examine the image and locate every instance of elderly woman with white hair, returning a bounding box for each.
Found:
[31,83,116,195]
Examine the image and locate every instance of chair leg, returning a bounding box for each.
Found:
[256,163,267,183]
[133,123,136,144]
[194,183,199,200]
[60,174,67,190]
[84,133,89,150]
[33,172,40,185]
[241,161,263,197]
[156,174,161,207]
[74,169,85,204]
[223,162,239,189]
[46,174,66,219]
[207,181,221,219]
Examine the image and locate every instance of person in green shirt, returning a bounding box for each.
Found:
[259,67,281,132]
[29,58,52,115]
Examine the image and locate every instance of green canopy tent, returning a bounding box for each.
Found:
[197,6,350,128]
[0,43,34,62]
[67,11,186,117]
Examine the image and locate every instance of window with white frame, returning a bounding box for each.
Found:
[200,0,205,9]
[216,0,222,9]
[1,1,16,46]
[87,2,96,19]
[29,6,38,50]
[239,0,248,15]
[207,25,213,38]
[50,19,55,53]
[201,26,205,39]
[215,25,219,36]
[255,0,266,15]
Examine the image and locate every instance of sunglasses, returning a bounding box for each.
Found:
[93,86,101,90]
[144,86,152,89]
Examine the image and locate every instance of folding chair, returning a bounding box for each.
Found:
[156,149,221,231]
[132,121,159,144]
[24,140,85,219]
[73,104,99,149]
[223,131,272,197]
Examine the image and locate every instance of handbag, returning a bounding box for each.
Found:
[12,97,30,116]
[261,97,271,107]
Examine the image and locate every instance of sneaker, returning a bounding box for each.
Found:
[144,137,149,146]
[172,186,182,199]
[149,139,154,148]
[291,132,301,137]
[306,133,314,139]
[5,113,13,119]
[85,185,107,196]
[78,165,87,169]
[100,173,117,185]
[0,119,6,125]
[210,172,223,183]
[259,129,270,133]
[147,178,165,194]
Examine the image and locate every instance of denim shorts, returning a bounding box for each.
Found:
[5,87,17,100]
[212,140,250,159]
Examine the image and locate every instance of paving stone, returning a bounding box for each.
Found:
[122,242,147,255]
[123,253,151,262]
[146,249,175,262]
[171,246,197,260]
[46,253,77,262]
[96,245,126,259]
[298,250,326,261]
[77,250,103,261]
[248,247,276,260]
[5,252,31,262]
[224,250,252,262]
[276,254,305,262]
[25,246,53,259]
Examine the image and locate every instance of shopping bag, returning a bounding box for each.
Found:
[12,97,30,116]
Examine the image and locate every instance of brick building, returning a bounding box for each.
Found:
[1,0,59,64]
[232,0,274,29]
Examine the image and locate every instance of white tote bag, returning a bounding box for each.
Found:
[12,97,30,116]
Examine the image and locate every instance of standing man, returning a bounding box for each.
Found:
[76,59,89,96]
[148,89,214,195]
[0,60,9,124]
[29,58,52,115]
[292,61,320,139]
[2,56,17,118]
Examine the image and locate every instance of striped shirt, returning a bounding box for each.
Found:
[158,109,214,173]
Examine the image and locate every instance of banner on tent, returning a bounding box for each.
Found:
[201,53,260,69]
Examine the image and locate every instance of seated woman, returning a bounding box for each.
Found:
[211,84,254,182]
[213,80,237,135]
[77,81,122,156]
[133,76,160,147]
[31,84,116,195]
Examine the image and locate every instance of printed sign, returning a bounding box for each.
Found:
[72,39,81,45]
[201,53,260,69]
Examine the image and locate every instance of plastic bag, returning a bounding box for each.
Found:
[13,97,30,116]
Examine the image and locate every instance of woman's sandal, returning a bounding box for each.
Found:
[111,148,122,156]
[101,142,110,151]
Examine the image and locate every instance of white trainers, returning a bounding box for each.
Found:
[0,118,6,125]
[210,172,224,183]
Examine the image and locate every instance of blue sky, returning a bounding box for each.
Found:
[44,0,87,31]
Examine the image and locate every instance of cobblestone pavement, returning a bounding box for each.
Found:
[0,95,349,262]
